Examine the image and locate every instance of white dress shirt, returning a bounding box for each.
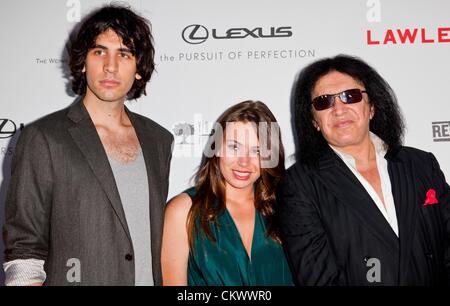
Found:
[3,259,46,286]
[330,132,399,237]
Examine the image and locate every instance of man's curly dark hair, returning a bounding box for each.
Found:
[294,54,405,165]
[68,4,155,100]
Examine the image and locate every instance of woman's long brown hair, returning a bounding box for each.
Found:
[187,100,285,249]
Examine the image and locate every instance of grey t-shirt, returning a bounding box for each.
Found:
[108,148,153,286]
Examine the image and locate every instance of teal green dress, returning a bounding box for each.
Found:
[185,187,294,286]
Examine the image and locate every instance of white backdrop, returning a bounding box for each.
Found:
[1,0,449,285]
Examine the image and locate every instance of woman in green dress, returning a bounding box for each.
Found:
[161,101,293,286]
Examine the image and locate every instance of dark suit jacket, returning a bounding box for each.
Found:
[3,100,173,285]
[278,146,450,286]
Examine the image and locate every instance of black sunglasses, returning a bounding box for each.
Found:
[312,88,367,111]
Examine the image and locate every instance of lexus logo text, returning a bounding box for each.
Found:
[182,24,293,44]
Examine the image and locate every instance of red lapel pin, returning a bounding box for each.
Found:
[423,188,439,206]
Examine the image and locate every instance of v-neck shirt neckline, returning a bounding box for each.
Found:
[223,207,257,262]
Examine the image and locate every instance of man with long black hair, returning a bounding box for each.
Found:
[3,5,173,285]
[278,55,450,285]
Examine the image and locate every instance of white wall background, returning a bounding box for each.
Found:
[1,0,449,285]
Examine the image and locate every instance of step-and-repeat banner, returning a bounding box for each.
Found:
[1,0,449,284]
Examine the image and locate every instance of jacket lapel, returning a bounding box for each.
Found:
[386,148,418,284]
[67,101,132,243]
[316,147,399,255]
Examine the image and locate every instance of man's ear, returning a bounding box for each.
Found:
[135,73,142,80]
[370,106,375,120]
[82,66,86,73]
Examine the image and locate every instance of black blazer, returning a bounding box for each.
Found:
[277,146,450,286]
[3,101,173,285]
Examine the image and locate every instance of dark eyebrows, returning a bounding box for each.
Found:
[91,44,107,50]
[90,44,134,54]
[118,47,133,54]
